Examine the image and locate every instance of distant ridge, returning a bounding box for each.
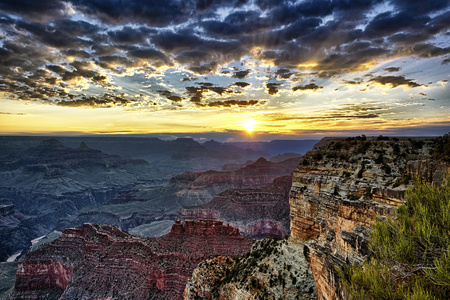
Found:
[223,139,319,155]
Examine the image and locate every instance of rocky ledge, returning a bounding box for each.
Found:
[289,136,449,299]
[10,221,253,300]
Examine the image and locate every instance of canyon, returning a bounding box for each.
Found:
[0,137,300,262]
[9,221,253,300]
[5,135,448,300]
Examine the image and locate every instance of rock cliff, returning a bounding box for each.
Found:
[289,136,449,299]
[10,221,253,300]
[179,175,293,239]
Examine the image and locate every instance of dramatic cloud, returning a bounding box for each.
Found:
[266,83,282,95]
[0,0,448,136]
[230,82,251,88]
[56,93,136,108]
[202,99,263,108]
[369,76,424,88]
[292,83,323,92]
[232,70,251,79]
[384,67,401,73]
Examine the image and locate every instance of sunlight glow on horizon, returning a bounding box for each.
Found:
[242,119,258,133]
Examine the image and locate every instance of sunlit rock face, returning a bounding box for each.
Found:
[289,137,449,300]
[179,175,293,239]
[10,222,253,300]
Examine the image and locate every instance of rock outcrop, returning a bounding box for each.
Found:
[179,175,293,239]
[10,221,253,300]
[184,238,316,300]
[289,136,449,300]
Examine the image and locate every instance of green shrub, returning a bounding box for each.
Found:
[338,178,450,299]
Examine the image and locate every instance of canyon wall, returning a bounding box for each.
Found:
[10,221,253,300]
[179,175,293,239]
[289,137,449,300]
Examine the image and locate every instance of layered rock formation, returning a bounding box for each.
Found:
[184,238,316,300]
[56,157,299,238]
[10,221,253,300]
[289,137,449,299]
[0,139,171,261]
[167,157,299,208]
[179,175,293,239]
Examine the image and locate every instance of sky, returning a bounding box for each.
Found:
[0,0,449,141]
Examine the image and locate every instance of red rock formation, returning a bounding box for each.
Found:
[10,222,253,300]
[179,175,293,239]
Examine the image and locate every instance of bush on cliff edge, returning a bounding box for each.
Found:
[338,178,450,300]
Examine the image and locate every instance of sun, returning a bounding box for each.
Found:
[242,118,258,133]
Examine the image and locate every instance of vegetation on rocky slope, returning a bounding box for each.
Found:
[184,237,316,300]
[338,178,450,299]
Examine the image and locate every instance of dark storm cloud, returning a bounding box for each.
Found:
[62,49,91,59]
[14,19,97,49]
[266,83,282,95]
[230,82,250,88]
[292,83,323,92]
[57,93,135,108]
[364,11,431,39]
[94,55,139,72]
[232,70,250,79]
[0,0,448,106]
[384,67,401,73]
[71,0,190,27]
[158,90,184,102]
[185,83,236,102]
[275,68,293,79]
[181,76,198,82]
[108,26,156,44]
[390,0,449,14]
[128,47,172,66]
[0,0,70,22]
[369,76,424,88]
[202,99,263,108]
[62,61,107,84]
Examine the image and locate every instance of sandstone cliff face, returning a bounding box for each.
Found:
[179,175,293,239]
[10,222,253,300]
[289,137,449,300]
[184,238,316,300]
